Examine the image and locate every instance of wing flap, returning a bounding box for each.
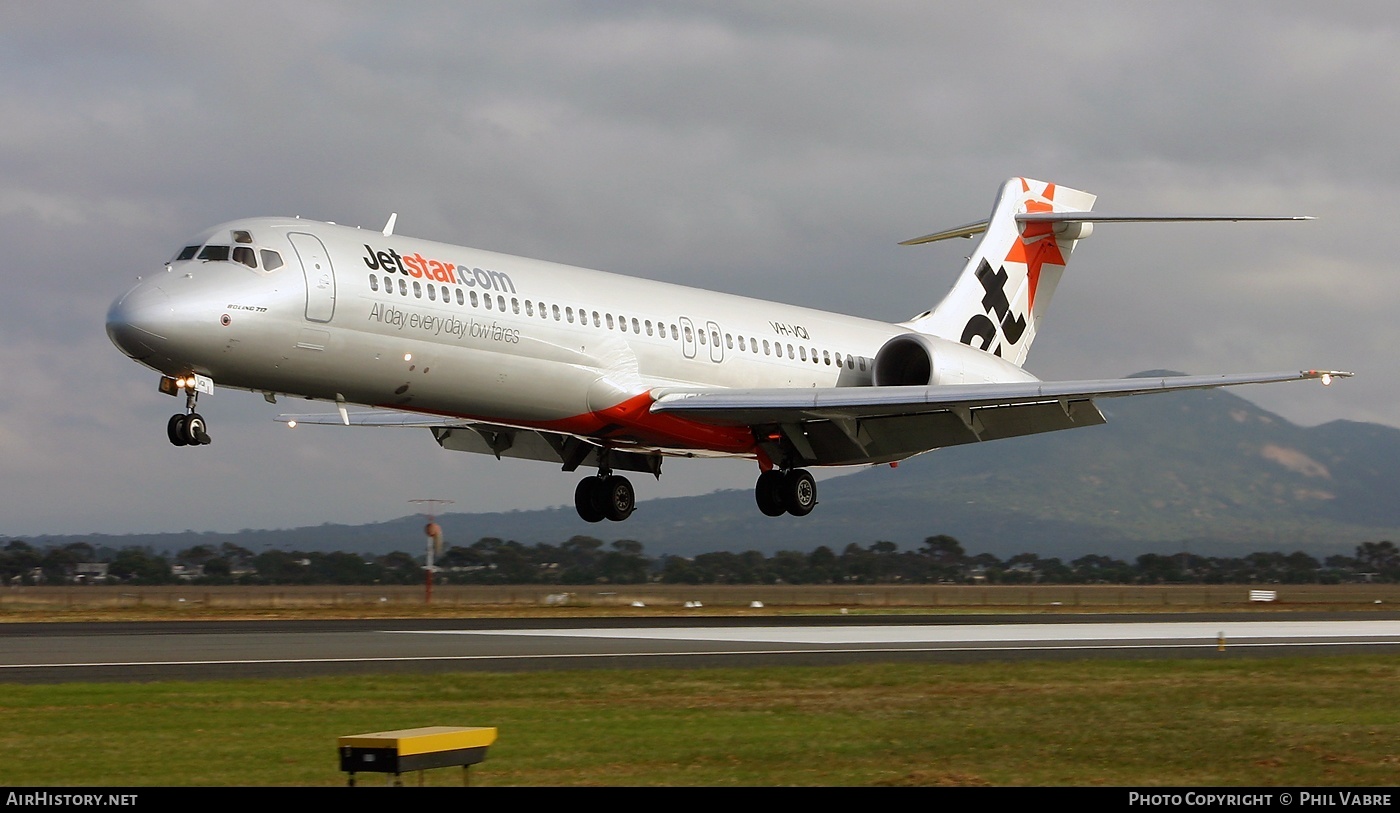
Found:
[785,400,1107,466]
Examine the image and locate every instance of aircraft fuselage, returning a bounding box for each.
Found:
[108,216,1027,456]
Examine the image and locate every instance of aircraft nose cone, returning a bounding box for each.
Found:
[106,282,171,360]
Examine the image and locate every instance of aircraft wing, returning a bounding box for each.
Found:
[649,370,1350,467]
[276,411,469,428]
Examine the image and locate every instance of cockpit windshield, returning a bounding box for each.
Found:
[173,230,283,272]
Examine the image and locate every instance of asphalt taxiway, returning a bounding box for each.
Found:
[2,612,1398,683]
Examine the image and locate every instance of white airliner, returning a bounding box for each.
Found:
[107,177,1349,523]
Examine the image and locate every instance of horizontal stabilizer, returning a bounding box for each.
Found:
[901,213,1312,246]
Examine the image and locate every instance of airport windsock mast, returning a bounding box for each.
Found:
[409,499,453,604]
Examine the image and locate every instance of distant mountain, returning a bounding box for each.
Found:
[18,375,1400,560]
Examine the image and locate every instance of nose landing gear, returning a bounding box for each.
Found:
[167,412,210,446]
[163,375,212,447]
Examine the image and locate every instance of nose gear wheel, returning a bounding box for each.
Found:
[167,412,210,446]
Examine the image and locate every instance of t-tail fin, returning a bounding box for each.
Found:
[901,178,1095,367]
[900,177,1313,368]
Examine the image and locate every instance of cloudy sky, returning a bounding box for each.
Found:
[2,2,1394,538]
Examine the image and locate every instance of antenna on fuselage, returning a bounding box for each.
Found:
[382,213,398,236]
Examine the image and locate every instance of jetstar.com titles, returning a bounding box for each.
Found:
[362,243,517,294]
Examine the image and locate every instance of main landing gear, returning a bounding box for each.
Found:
[755,468,816,517]
[574,472,636,523]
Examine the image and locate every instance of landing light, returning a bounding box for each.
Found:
[287,420,297,429]
[1321,373,1333,386]
[403,353,412,362]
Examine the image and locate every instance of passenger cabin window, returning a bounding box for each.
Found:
[260,249,283,271]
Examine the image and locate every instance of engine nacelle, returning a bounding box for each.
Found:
[872,332,944,387]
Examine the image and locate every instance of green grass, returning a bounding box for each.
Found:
[1,657,1398,786]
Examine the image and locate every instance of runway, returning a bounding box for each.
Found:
[2,612,1397,683]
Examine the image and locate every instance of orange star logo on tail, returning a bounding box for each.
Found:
[1004,182,1065,313]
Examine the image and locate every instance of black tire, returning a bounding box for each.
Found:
[184,413,210,445]
[167,414,189,447]
[755,470,786,517]
[602,475,635,522]
[782,469,817,516]
[574,478,606,523]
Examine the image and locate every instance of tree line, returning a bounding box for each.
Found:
[4,536,1399,587]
